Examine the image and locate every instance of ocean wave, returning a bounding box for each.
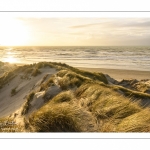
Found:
[0,46,150,71]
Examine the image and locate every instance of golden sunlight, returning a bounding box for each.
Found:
[0,18,29,46]
[3,56,18,63]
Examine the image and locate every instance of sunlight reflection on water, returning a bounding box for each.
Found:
[0,46,150,71]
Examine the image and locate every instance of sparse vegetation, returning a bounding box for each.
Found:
[31,68,41,77]
[56,70,88,90]
[0,71,16,88]
[39,76,55,91]
[21,92,35,115]
[11,87,17,96]
[25,67,33,74]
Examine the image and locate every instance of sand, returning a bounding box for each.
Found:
[0,67,57,118]
[78,67,150,81]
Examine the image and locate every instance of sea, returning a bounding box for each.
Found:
[0,46,150,71]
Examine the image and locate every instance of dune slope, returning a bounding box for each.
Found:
[0,62,150,132]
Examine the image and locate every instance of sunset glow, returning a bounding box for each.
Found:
[0,18,29,46]
[0,14,150,46]
[3,56,18,63]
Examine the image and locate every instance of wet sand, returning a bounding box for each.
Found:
[78,67,150,81]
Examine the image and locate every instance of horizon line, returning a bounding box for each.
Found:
[0,45,150,47]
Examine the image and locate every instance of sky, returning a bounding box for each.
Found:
[0,16,150,46]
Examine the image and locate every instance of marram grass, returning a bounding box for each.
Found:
[28,103,98,132]
[1,61,150,132]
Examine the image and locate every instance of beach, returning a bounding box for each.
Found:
[78,67,150,81]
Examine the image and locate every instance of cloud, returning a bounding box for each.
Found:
[69,19,150,30]
[69,32,84,35]
[123,20,150,28]
[6,17,150,46]
[69,23,101,28]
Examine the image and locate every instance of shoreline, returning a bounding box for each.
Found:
[78,67,150,81]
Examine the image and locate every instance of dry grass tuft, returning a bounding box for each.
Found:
[117,108,150,132]
[21,92,35,115]
[29,103,98,132]
[31,68,41,77]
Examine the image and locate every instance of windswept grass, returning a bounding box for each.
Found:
[1,61,150,132]
[24,67,34,74]
[73,82,150,132]
[31,68,41,77]
[45,62,108,84]
[0,71,16,88]
[40,75,55,90]
[57,70,88,90]
[26,80,150,132]
[49,90,74,104]
[21,92,35,115]
[28,103,98,132]
[117,108,150,132]
[36,62,108,84]
[112,85,150,100]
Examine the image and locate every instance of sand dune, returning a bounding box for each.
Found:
[0,62,150,132]
[0,66,57,118]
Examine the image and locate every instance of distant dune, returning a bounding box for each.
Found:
[0,62,150,132]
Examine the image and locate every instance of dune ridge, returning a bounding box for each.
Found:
[0,62,150,132]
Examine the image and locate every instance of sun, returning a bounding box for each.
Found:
[7,56,17,63]
[0,18,29,46]
[3,56,18,64]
